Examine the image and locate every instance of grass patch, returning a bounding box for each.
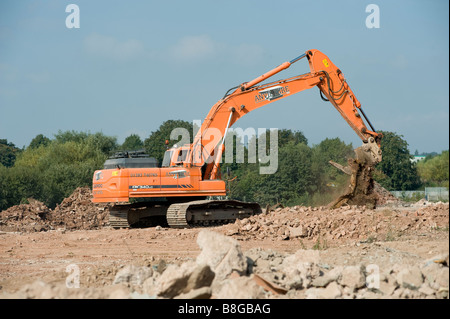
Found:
[385,229,397,242]
[312,235,328,250]
[431,226,449,232]
[298,239,307,250]
[365,235,377,243]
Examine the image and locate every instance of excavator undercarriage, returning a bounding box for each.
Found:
[108,199,261,229]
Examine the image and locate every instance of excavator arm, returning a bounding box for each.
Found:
[189,49,382,180]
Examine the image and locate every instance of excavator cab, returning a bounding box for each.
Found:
[162,145,191,167]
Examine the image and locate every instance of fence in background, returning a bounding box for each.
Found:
[390,187,449,202]
[425,187,449,201]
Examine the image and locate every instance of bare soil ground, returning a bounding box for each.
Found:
[0,187,448,299]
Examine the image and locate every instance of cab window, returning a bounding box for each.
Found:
[162,150,173,167]
[177,150,187,163]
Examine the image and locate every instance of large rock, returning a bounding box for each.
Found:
[305,281,342,299]
[418,283,436,296]
[377,272,398,297]
[196,230,247,282]
[288,225,307,238]
[244,248,287,275]
[339,265,366,291]
[174,287,212,299]
[113,265,153,287]
[421,262,449,291]
[279,250,321,289]
[214,275,265,299]
[311,266,343,288]
[395,266,424,290]
[152,261,214,298]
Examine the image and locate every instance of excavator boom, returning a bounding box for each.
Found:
[190,49,381,179]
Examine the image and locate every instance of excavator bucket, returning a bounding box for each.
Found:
[328,138,382,209]
[352,137,382,166]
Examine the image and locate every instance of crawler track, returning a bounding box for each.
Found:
[108,199,261,229]
[166,200,262,228]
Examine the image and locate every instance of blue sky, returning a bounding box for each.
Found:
[0,0,448,154]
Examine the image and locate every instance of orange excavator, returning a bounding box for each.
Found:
[92,49,382,228]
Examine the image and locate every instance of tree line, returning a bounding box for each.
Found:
[0,120,448,211]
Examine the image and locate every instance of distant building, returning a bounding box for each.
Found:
[411,155,426,163]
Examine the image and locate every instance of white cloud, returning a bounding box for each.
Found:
[169,35,217,61]
[169,35,264,65]
[230,43,264,65]
[84,33,144,61]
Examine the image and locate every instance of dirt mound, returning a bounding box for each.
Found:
[373,181,402,205]
[0,199,51,232]
[219,202,450,243]
[49,187,110,230]
[327,159,396,209]
[0,187,110,232]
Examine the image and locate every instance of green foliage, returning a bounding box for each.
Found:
[223,130,352,207]
[0,131,111,210]
[121,134,144,151]
[54,130,118,155]
[143,120,194,164]
[0,165,42,210]
[311,138,354,189]
[0,139,21,167]
[307,138,355,206]
[372,168,391,188]
[28,134,51,149]
[312,235,328,250]
[375,131,421,190]
[273,129,308,147]
[262,141,313,206]
[417,150,449,187]
[40,161,98,208]
[54,130,90,144]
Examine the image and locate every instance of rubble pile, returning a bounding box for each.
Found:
[0,187,110,232]
[373,181,402,206]
[220,201,449,242]
[49,187,110,230]
[0,199,51,232]
[2,230,448,299]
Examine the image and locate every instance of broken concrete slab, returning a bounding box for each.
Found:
[153,260,215,298]
[196,230,247,282]
[339,265,366,291]
[113,265,153,287]
[395,265,424,290]
[214,275,265,299]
